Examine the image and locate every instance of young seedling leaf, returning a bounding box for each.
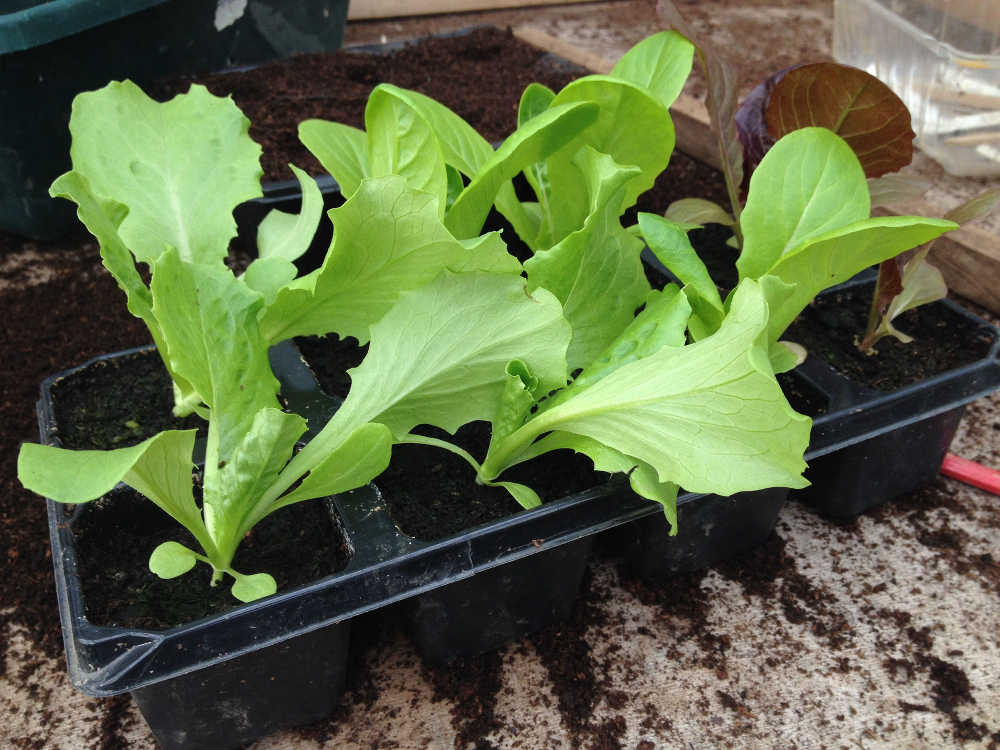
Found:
[66,80,263,265]
[738,127,871,281]
[873,260,948,346]
[269,422,392,511]
[867,174,931,209]
[861,186,999,350]
[230,572,278,603]
[298,119,369,197]
[765,62,915,177]
[446,100,601,240]
[638,212,724,340]
[481,279,811,497]
[204,407,307,553]
[943,186,1000,225]
[662,198,734,227]
[151,249,280,455]
[524,148,651,370]
[48,171,206,410]
[318,271,571,441]
[763,216,956,344]
[149,541,199,579]
[255,164,324,265]
[519,83,556,126]
[18,430,213,556]
[242,256,298,305]
[374,84,496,178]
[50,171,157,333]
[610,30,695,111]
[536,78,674,248]
[487,360,541,458]
[517,83,557,235]
[567,285,691,394]
[366,84,449,212]
[491,481,542,510]
[260,176,521,345]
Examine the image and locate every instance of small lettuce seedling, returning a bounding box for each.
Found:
[639,127,956,371]
[730,60,1000,354]
[298,32,695,371]
[15,81,558,601]
[287,31,812,528]
[646,3,961,369]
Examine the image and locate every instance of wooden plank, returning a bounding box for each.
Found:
[512,27,1000,314]
[513,26,612,74]
[349,1,605,21]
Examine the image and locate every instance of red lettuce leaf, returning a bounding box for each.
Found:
[765,62,914,177]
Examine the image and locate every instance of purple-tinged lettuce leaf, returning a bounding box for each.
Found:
[766,63,915,178]
[861,186,1000,350]
[657,1,745,239]
[734,68,794,178]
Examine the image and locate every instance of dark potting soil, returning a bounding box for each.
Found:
[376,421,610,541]
[70,487,351,629]
[786,285,998,392]
[295,334,368,400]
[50,348,204,449]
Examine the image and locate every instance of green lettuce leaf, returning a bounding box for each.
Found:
[18,430,213,556]
[366,84,449,211]
[524,148,651,370]
[254,163,324,265]
[151,249,280,455]
[298,119,369,197]
[760,216,956,344]
[270,422,392,511]
[203,407,307,557]
[738,127,871,281]
[259,176,521,345]
[331,271,570,438]
[638,211,725,340]
[610,30,695,112]
[535,77,675,249]
[445,100,600,240]
[65,80,262,265]
[481,279,810,497]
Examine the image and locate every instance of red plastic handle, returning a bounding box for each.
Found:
[941,453,1000,496]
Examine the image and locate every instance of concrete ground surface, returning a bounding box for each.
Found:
[4,2,1000,749]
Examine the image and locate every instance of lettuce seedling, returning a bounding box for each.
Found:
[640,127,957,371]
[291,30,811,528]
[15,81,557,601]
[648,3,962,369]
[298,32,695,370]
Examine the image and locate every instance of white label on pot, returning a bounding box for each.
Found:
[215,0,248,31]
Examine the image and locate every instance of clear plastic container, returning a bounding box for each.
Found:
[833,0,1000,177]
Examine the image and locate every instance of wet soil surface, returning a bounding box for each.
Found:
[786,284,998,392]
